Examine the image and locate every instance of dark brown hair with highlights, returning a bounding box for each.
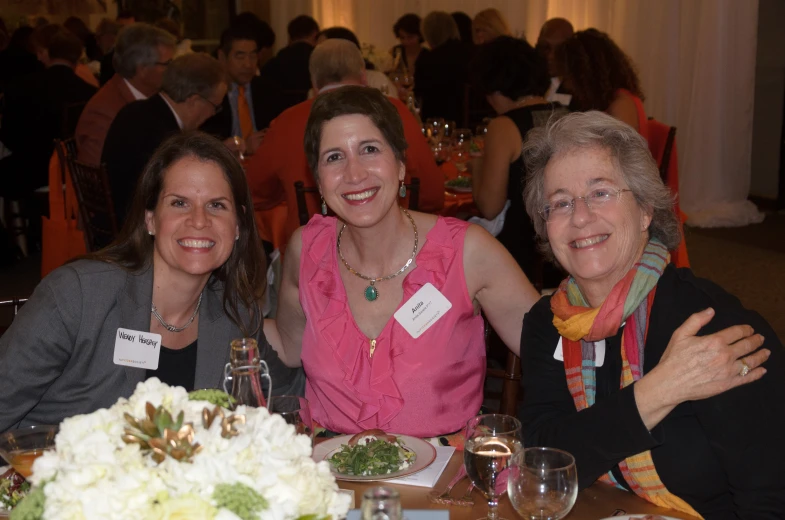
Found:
[304,86,408,181]
[86,131,267,336]
[556,28,644,112]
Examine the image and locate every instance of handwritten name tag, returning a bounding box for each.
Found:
[394,283,452,339]
[114,328,162,370]
[553,337,605,367]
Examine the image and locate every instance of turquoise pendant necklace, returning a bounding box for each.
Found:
[337,208,419,302]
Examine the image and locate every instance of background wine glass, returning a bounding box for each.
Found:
[432,140,453,167]
[442,120,456,143]
[472,118,491,157]
[425,118,445,145]
[269,395,313,443]
[507,447,578,520]
[452,128,473,173]
[464,414,523,520]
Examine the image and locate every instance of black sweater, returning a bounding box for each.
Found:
[520,264,785,519]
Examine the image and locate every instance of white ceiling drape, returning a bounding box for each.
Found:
[269,0,763,227]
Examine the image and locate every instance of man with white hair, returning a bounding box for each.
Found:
[75,23,176,165]
[245,38,444,251]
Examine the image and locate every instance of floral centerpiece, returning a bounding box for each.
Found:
[10,379,351,520]
[361,43,392,73]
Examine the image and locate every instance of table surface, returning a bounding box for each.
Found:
[336,451,697,520]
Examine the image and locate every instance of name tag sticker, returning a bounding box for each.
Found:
[114,328,162,370]
[553,338,605,367]
[394,283,452,339]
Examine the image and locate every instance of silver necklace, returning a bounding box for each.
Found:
[151,292,203,332]
[337,208,418,302]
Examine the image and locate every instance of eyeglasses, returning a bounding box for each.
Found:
[539,188,632,221]
[197,94,223,115]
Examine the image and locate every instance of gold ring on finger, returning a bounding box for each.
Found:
[739,358,750,377]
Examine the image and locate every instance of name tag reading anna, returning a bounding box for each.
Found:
[394,283,452,339]
[113,328,162,370]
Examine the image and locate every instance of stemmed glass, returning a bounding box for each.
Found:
[452,128,473,173]
[425,118,445,145]
[442,120,457,143]
[507,447,578,520]
[472,118,491,157]
[269,395,313,443]
[464,414,523,520]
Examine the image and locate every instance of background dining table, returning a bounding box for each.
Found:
[336,450,700,520]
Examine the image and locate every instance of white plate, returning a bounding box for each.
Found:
[313,434,436,482]
[602,513,679,520]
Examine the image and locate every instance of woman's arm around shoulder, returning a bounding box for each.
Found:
[472,116,521,219]
[0,265,84,432]
[463,223,540,354]
[263,226,307,368]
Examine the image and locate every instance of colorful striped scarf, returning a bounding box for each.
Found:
[550,240,702,518]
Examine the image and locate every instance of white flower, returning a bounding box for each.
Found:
[29,380,351,520]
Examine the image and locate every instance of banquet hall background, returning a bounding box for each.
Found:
[0,0,783,339]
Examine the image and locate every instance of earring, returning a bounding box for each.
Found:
[321,197,327,216]
[235,235,239,241]
[399,181,406,198]
[148,231,154,236]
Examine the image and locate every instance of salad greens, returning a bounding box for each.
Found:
[329,438,415,476]
[445,176,472,188]
[0,476,30,511]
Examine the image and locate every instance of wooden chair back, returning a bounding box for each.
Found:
[67,159,119,251]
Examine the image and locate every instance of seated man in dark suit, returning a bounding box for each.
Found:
[200,25,267,155]
[0,24,96,200]
[102,52,227,223]
[254,14,319,129]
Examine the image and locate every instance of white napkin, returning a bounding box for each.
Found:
[385,446,455,487]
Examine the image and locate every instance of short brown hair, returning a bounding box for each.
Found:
[162,52,225,102]
[304,86,408,180]
[87,131,266,336]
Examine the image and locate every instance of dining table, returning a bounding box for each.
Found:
[335,450,699,520]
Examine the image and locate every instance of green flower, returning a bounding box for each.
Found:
[9,487,45,520]
[213,483,267,520]
[188,389,236,409]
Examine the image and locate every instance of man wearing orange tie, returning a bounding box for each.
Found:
[201,25,267,155]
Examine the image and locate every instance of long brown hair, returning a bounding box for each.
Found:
[556,28,644,112]
[87,131,266,335]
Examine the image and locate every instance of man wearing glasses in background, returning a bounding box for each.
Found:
[102,53,227,223]
[201,25,267,156]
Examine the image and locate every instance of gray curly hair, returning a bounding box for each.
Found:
[522,110,681,261]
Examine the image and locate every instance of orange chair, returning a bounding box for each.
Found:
[647,119,690,268]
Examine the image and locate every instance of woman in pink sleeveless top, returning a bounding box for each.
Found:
[265,85,540,436]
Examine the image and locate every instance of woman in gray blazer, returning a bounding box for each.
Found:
[0,132,304,433]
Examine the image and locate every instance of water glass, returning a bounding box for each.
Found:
[452,128,473,172]
[464,414,523,520]
[442,120,457,142]
[269,395,313,441]
[507,447,578,520]
[361,486,402,520]
[432,140,453,166]
[425,118,445,144]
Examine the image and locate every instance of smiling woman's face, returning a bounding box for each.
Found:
[544,146,651,300]
[145,156,239,281]
[317,114,405,228]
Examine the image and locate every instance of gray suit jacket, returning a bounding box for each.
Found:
[0,260,304,433]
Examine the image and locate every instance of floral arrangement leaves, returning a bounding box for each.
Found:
[10,378,351,520]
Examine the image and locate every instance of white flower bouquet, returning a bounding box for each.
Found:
[10,379,351,520]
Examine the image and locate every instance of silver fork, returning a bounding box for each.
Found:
[429,466,468,505]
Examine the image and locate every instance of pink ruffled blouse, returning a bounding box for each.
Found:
[299,215,486,437]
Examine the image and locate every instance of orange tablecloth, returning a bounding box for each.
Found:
[439,161,476,218]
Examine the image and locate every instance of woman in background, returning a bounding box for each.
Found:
[391,13,428,75]
[556,28,646,133]
[472,8,511,45]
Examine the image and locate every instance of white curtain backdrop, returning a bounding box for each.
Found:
[269,0,763,227]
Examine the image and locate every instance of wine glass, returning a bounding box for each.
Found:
[269,395,313,443]
[425,118,445,145]
[464,414,523,520]
[507,447,578,520]
[432,140,452,166]
[442,120,456,142]
[473,119,491,157]
[452,128,473,173]
[361,486,402,520]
